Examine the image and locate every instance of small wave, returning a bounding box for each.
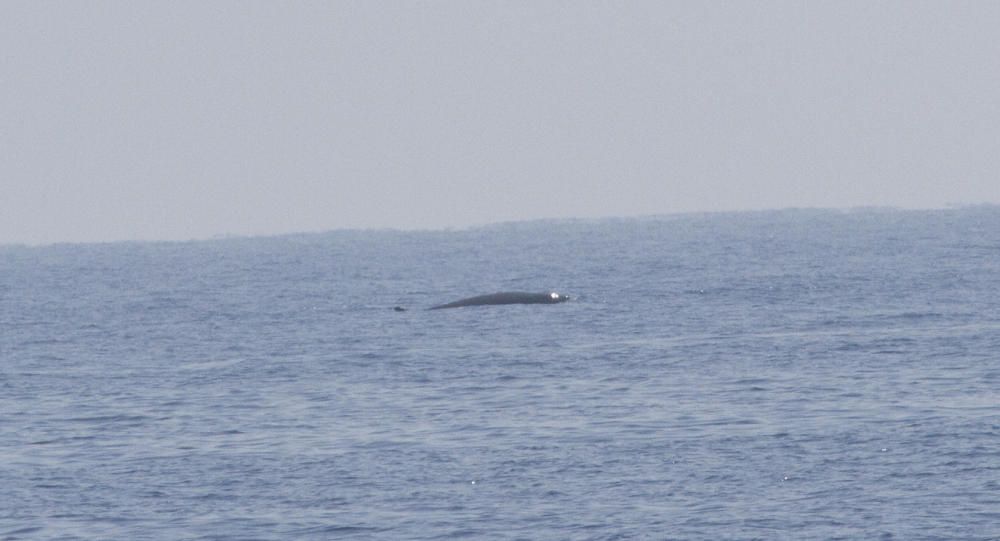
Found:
[63,414,151,424]
[293,524,384,535]
[2,526,44,539]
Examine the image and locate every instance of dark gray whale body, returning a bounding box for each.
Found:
[429,291,569,310]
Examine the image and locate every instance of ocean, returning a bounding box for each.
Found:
[2,208,998,540]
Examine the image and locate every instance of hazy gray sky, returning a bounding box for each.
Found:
[3,1,998,244]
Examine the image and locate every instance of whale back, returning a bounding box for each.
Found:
[429,291,568,310]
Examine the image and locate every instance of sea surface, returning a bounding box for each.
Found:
[2,208,999,540]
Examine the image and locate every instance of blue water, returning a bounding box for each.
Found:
[2,208,999,540]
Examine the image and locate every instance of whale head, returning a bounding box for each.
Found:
[548,292,570,303]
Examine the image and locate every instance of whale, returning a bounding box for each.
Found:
[428,291,570,310]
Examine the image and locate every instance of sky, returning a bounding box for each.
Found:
[2,1,999,245]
